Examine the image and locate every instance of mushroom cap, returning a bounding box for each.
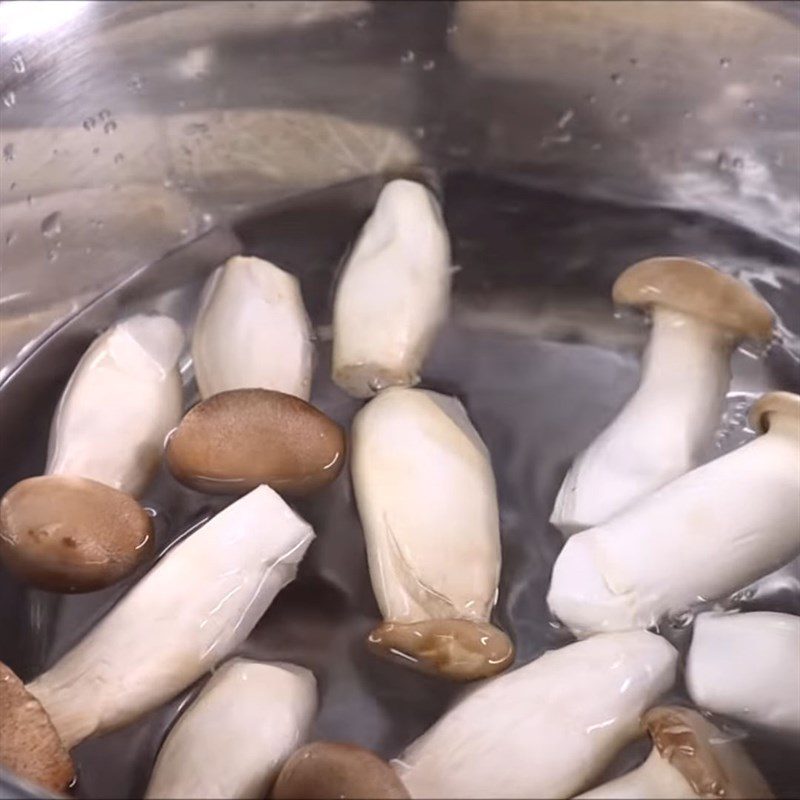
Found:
[366,618,514,681]
[643,706,773,800]
[0,662,74,793]
[272,742,409,799]
[612,258,774,341]
[748,391,800,434]
[0,475,154,592]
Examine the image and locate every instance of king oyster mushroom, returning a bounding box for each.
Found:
[393,631,677,799]
[272,742,410,800]
[548,391,800,636]
[351,387,512,680]
[332,179,451,398]
[686,611,800,734]
[146,659,317,800]
[191,255,314,401]
[551,258,774,535]
[576,706,772,799]
[0,485,313,792]
[0,314,183,591]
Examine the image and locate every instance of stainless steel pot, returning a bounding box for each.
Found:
[1,2,798,798]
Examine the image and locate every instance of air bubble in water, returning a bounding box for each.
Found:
[83,117,96,130]
[92,146,100,155]
[772,73,783,86]
[40,211,62,239]
[557,109,574,129]
[670,610,695,629]
[103,120,117,134]
[5,230,17,246]
[422,59,436,71]
[201,212,214,227]
[413,126,426,140]
[2,91,16,108]
[610,73,623,85]
[719,57,731,68]
[114,152,125,164]
[46,249,58,262]
[616,111,631,124]
[400,50,416,65]
[732,156,744,170]
[128,74,144,91]
[2,143,14,162]
[99,108,111,121]
[11,53,26,74]
[716,151,732,170]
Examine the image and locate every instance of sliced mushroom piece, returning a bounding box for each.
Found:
[548,391,800,636]
[273,742,409,800]
[192,255,314,401]
[351,387,512,681]
[394,631,677,799]
[551,258,774,535]
[46,314,184,498]
[686,611,800,734]
[165,389,345,496]
[146,659,317,800]
[332,179,451,398]
[576,706,773,799]
[0,475,154,592]
[17,485,312,758]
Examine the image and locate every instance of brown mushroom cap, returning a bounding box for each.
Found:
[0,475,154,592]
[272,742,409,800]
[0,662,74,793]
[612,258,774,341]
[366,618,514,681]
[748,391,800,434]
[165,389,346,496]
[643,706,773,800]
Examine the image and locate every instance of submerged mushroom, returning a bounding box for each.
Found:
[165,389,345,496]
[551,258,774,535]
[0,486,313,791]
[576,706,773,799]
[146,659,317,800]
[548,391,800,635]
[686,611,800,734]
[192,255,314,401]
[332,179,451,398]
[273,742,409,800]
[394,631,676,799]
[351,387,512,680]
[0,475,153,592]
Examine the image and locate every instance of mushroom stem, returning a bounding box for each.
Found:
[351,387,511,680]
[46,314,184,498]
[576,748,697,799]
[548,392,800,635]
[25,485,314,749]
[332,180,451,398]
[146,659,317,800]
[552,308,734,535]
[192,256,314,401]
[686,611,800,734]
[394,631,677,799]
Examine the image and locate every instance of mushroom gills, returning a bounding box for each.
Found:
[686,611,800,734]
[551,257,774,535]
[146,659,317,800]
[192,256,313,401]
[46,314,184,497]
[332,179,451,398]
[25,485,314,749]
[548,392,800,635]
[351,387,510,680]
[394,631,677,799]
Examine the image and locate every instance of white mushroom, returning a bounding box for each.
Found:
[551,258,774,535]
[24,485,314,750]
[576,706,772,799]
[686,611,800,734]
[145,659,317,800]
[351,387,512,680]
[46,314,184,497]
[393,631,677,799]
[192,255,313,401]
[332,180,451,398]
[548,391,800,636]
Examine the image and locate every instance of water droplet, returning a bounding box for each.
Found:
[2,143,14,162]
[40,211,62,238]
[128,73,144,90]
[2,90,16,108]
[422,59,436,71]
[400,49,416,65]
[183,122,208,135]
[103,120,117,134]
[719,57,731,68]
[557,108,574,129]
[5,230,17,246]
[201,212,214,227]
[11,53,26,74]
[83,117,96,130]
[616,110,631,124]
[610,72,623,85]
[98,108,111,121]
[772,73,783,86]
[114,152,124,164]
